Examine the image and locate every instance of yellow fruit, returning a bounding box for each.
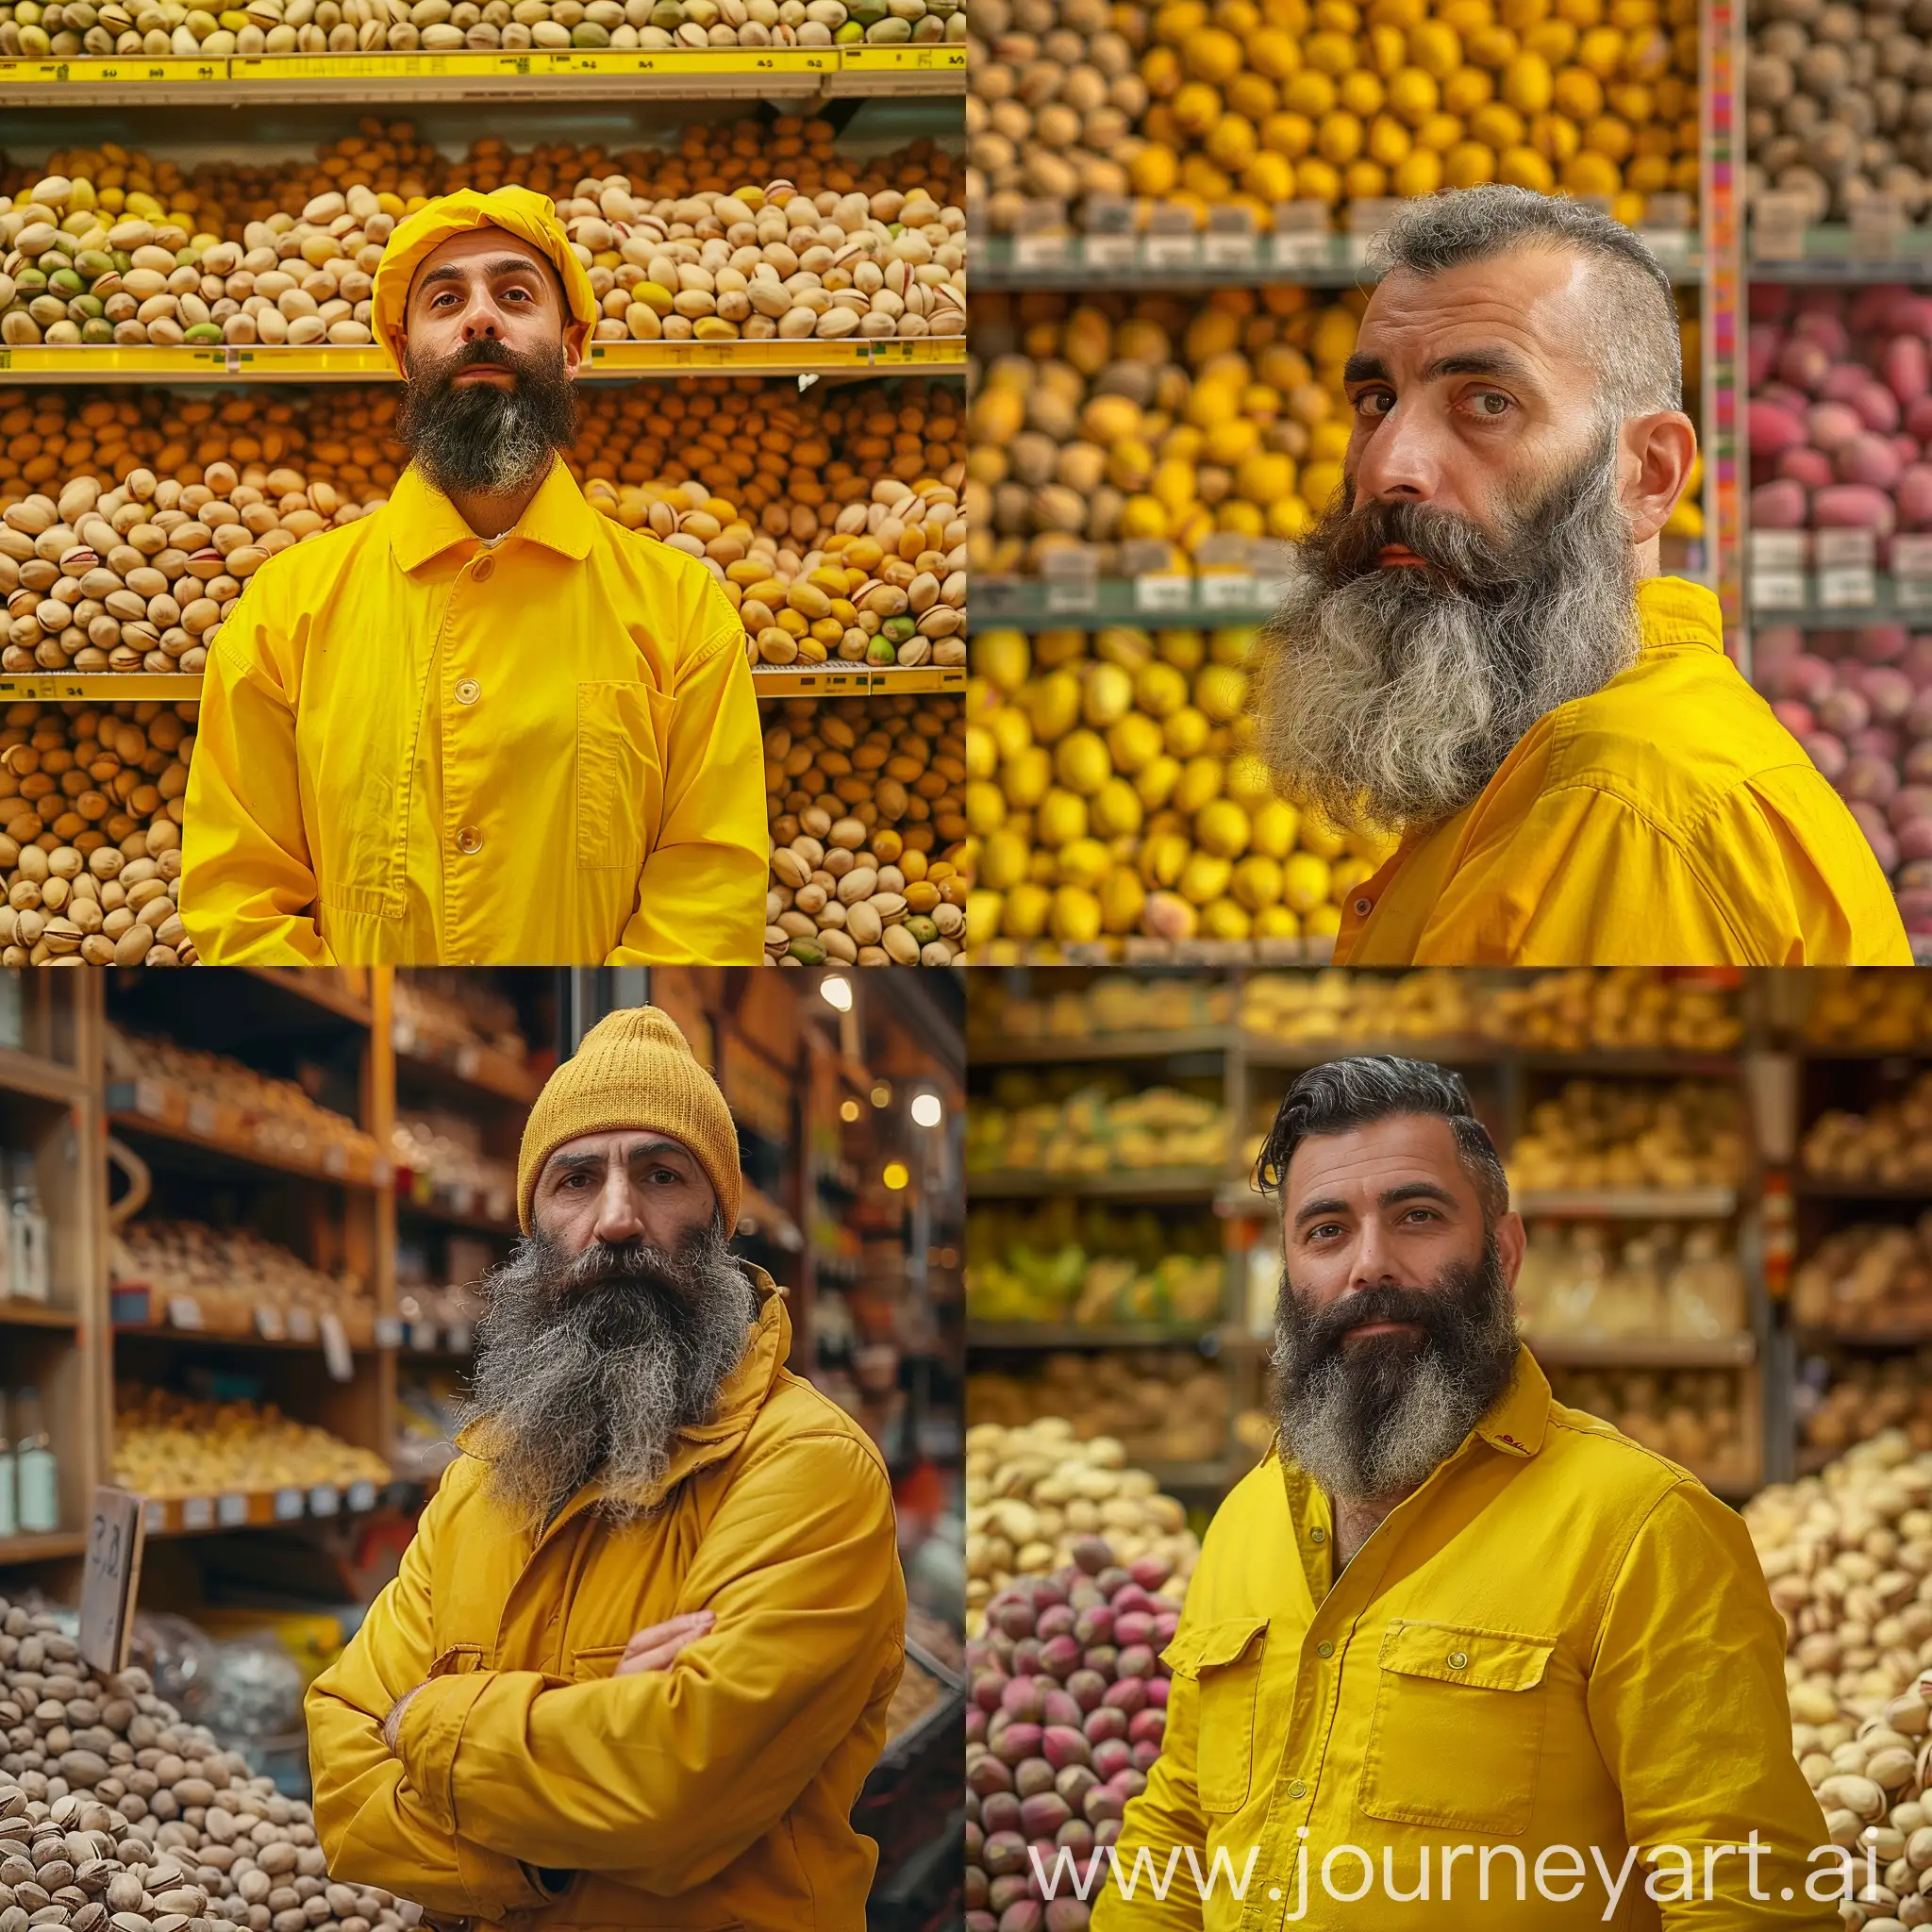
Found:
[1101,866,1146,935]
[1139,830,1190,886]
[1174,754,1224,815]
[976,628,1030,694]
[1185,24,1245,78]
[1503,42,1551,106]
[1242,152,1298,199]
[1232,852,1285,909]
[1022,670,1082,742]
[1268,495,1314,539]
[1576,23,1622,73]
[966,780,1008,838]
[1530,109,1582,161]
[1387,63,1440,124]
[1444,140,1497,187]
[1320,108,1363,164]
[1107,713,1166,774]
[1392,147,1446,193]
[1306,903,1342,940]
[1499,143,1556,190]
[1135,755,1183,811]
[1054,729,1112,796]
[981,830,1030,892]
[1237,450,1297,504]
[1174,80,1224,134]
[1284,69,1339,116]
[1561,148,1621,194]
[1130,145,1181,197]
[1050,886,1103,944]
[1135,661,1190,718]
[1367,112,1412,163]
[1002,745,1053,808]
[1058,839,1113,891]
[1091,777,1145,839]
[966,889,1005,941]
[1300,458,1346,510]
[1201,898,1252,941]
[1300,808,1349,858]
[1470,100,1525,146]
[1415,109,1464,150]
[1180,851,1233,905]
[1249,25,1304,75]
[967,725,998,783]
[1339,68,1386,116]
[1037,788,1090,848]
[1225,753,1274,808]
[1304,25,1356,70]
[1407,17,1461,73]
[1282,851,1333,912]
[1158,628,1207,672]
[1309,418,1353,461]
[1330,854,1376,904]
[1342,158,1390,198]
[1293,156,1343,201]
[1164,707,1212,758]
[1205,417,1260,465]
[1083,662,1136,728]
[1466,22,1517,62]
[1582,113,1632,161]
[1254,904,1302,939]
[1002,881,1052,940]
[1208,112,1260,170]
[1368,20,1406,69]
[1195,664,1250,722]
[1152,458,1198,516]
[1196,798,1251,858]
[1442,64,1493,110]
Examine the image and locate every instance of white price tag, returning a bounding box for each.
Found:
[79,1488,145,1675]
[1202,233,1256,270]
[1819,566,1876,607]
[308,1485,339,1517]
[320,1310,354,1383]
[375,1316,404,1348]
[322,1144,349,1177]
[447,1324,472,1355]
[1143,234,1198,270]
[275,1488,305,1521]
[287,1307,317,1342]
[143,1500,165,1534]
[217,1493,247,1527]
[1272,233,1328,269]
[1751,571,1807,608]
[1012,232,1065,271]
[1044,578,1097,613]
[187,1099,217,1139]
[135,1078,167,1120]
[408,1320,438,1352]
[456,1044,481,1080]
[347,1480,377,1514]
[1134,575,1192,613]
[1082,234,1136,271]
[167,1296,202,1331]
[254,1306,285,1341]
[1893,534,1932,584]
[1199,575,1259,609]
[180,1496,213,1531]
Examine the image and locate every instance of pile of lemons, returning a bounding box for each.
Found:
[1119,0,1701,229]
[965,624,1400,955]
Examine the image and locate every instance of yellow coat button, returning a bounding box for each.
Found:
[473,557,494,583]
[1448,1651,1468,1670]
[1316,1641,1333,1658]
[456,826,483,855]
[1309,1526,1325,1543]
[1289,1780,1307,1799]
[456,678,480,705]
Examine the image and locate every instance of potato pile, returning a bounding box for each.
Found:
[1515,1218,1748,1339]
[763,695,969,965]
[968,290,1704,575]
[0,0,961,57]
[971,0,1700,230]
[1744,0,1932,228]
[0,1602,422,1932]
[968,624,1398,951]
[1548,1364,1751,1478]
[1477,965,1744,1051]
[115,1386,391,1496]
[964,1418,1196,1635]
[1507,1079,1747,1191]
[111,1221,366,1334]
[1806,967,1932,1049]
[1805,1072,1932,1189]
[969,1353,1232,1464]
[1805,1357,1932,1454]
[0,706,192,967]
[1796,1218,1932,1334]
[966,1076,1229,1174]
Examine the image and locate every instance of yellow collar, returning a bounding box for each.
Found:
[1472,1343,1552,1458]
[1635,574,1724,658]
[386,456,600,574]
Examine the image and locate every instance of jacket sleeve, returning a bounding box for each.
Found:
[1585,1480,1839,1929]
[392,1429,903,1892]
[178,582,335,966]
[608,618,767,966]
[304,1473,549,1921]
[1091,1657,1211,1932]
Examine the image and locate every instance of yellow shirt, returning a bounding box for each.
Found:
[1332,577,1909,965]
[306,1277,906,1930]
[179,459,768,966]
[1091,1348,1834,1932]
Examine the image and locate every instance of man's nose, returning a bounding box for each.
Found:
[1351,399,1441,508]
[592,1169,646,1242]
[460,296,502,341]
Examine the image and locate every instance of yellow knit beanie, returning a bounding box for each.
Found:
[517,1006,741,1236]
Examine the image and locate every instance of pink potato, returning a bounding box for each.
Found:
[1855,384,1904,434]
[1792,308,1851,358]
[1777,446,1835,489]
[1907,741,1932,784]
[1750,478,1810,529]
[1837,432,1904,490]
[1821,362,1870,405]
[1804,730,1850,781]
[1897,818,1932,861]
[1853,624,1909,662]
[1860,665,1914,718]
[1814,483,1898,535]
[1807,400,1865,450]
[1748,398,1807,454]
[1898,466,1932,531]
[1750,283,1791,322]
[1771,700,1816,736]
[1890,784,1932,824]
[1849,725,1903,763]
[1749,324,1785,387]
[1817,686,1872,734]
[1775,652,1839,703]
[1841,754,1901,804]
[1910,396,1932,442]
[1778,336,1833,391]
[1888,334,1931,407]
[1898,888,1932,932]
[1849,799,1900,872]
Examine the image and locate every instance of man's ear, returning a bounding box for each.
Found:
[1492,1208,1527,1292]
[562,314,591,379]
[1619,409,1698,546]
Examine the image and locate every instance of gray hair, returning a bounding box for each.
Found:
[1255,1054,1509,1222]
[1367,186,1683,421]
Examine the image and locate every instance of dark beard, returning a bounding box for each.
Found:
[1269,1239,1520,1505]
[1253,428,1641,832]
[456,1219,758,1530]
[395,337,579,499]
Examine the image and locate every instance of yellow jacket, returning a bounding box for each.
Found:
[1091,1348,1834,1931]
[1332,577,1909,966]
[179,459,768,966]
[306,1279,905,1930]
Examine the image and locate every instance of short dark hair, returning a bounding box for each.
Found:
[1254,1054,1508,1222]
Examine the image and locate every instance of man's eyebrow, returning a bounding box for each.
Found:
[1291,1180,1458,1224]
[1293,1193,1351,1227]
[417,254,549,291]
[544,1137,691,1177]
[1341,347,1539,387]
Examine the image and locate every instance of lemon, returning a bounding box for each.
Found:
[1470,100,1525,146]
[1083,661,1135,728]
[1283,67,1339,116]
[1309,417,1354,460]
[1180,851,1234,905]
[1416,108,1465,149]
[1158,627,1208,671]
[965,889,1005,941]
[1576,22,1622,72]
[1242,151,1299,199]
[1205,416,1261,464]
[1054,729,1112,796]
[1226,751,1274,807]
[1029,847,1059,886]
[1300,458,1346,511]
[1305,25,1356,71]
[1444,139,1497,186]
[1250,25,1303,75]
[1499,143,1556,190]
[1002,881,1052,940]
[1583,112,1632,160]
[1201,898,1253,941]
[1208,112,1260,169]
[1196,798,1252,858]
[1237,450,1297,503]
[1058,839,1114,891]
[1050,886,1103,945]
[966,724,998,782]
[966,780,1008,837]
[1107,712,1166,774]
[1339,69,1386,114]
[1174,754,1224,814]
[986,706,1033,763]
[1316,108,1366,163]
[1022,669,1082,743]
[1530,109,1581,160]
[1139,831,1191,887]
[1001,745,1053,808]
[1101,866,1147,935]
[1254,904,1302,939]
[1367,112,1413,163]
[1091,777,1145,839]
[1307,904,1343,940]
[980,830,1031,892]
[1294,156,1343,201]
[1037,787,1090,847]
[1442,64,1493,110]
[1330,854,1376,905]
[1501,46,1553,108]
[1135,660,1190,718]
[1195,664,1250,723]
[1164,706,1212,758]
[1130,146,1181,198]
[1561,148,1621,193]
[1135,755,1183,810]
[1388,63,1441,124]
[1185,23,1245,78]
[976,628,1029,693]
[1174,81,1225,135]
[1407,17,1461,74]
[1283,851,1334,913]
[1233,853,1286,908]
[1393,147,1446,193]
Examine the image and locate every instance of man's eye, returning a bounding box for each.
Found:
[1353,390,1393,419]
[1468,391,1512,417]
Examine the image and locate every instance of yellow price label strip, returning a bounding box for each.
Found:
[0,54,221,79]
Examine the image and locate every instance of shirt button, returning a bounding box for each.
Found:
[1354,896,1373,915]
[1316,1641,1333,1658]
[1309,1526,1325,1543]
[1289,1780,1307,1799]
[456,678,480,705]
[473,557,494,583]
[1448,1651,1468,1670]
[456,826,483,855]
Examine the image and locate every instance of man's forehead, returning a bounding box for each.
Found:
[1358,248,1596,375]
[544,1127,696,1166]
[410,225,554,294]
[1284,1115,1466,1202]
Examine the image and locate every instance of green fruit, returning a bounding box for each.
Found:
[80,318,114,342]
[46,268,81,296]
[787,937,825,964]
[184,322,224,341]
[904,913,939,945]
[866,635,897,666]
[70,293,102,318]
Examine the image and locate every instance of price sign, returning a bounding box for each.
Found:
[143,1500,165,1535]
[167,1296,202,1330]
[1202,231,1256,271]
[217,1493,247,1527]
[408,1320,438,1352]
[1134,575,1192,613]
[1199,575,1260,610]
[374,1316,404,1348]
[319,1310,354,1383]
[1143,232,1198,271]
[446,1324,472,1355]
[187,1099,217,1139]
[322,1144,348,1177]
[181,1495,213,1531]
[455,1043,481,1080]
[133,1078,167,1120]
[308,1485,340,1517]
[1818,566,1876,607]
[1081,233,1137,271]
[287,1307,317,1342]
[347,1480,377,1514]
[1012,232,1066,271]
[274,1488,304,1522]
[254,1306,285,1341]
[78,1488,145,1675]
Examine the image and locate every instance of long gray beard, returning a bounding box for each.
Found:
[456,1220,758,1531]
[397,340,578,499]
[1254,429,1641,832]
[1270,1242,1519,1506]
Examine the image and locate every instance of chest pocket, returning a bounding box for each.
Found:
[1164,1617,1269,1816]
[568,1643,629,1682]
[1357,1621,1555,1837]
[576,681,667,873]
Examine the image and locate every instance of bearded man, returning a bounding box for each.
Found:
[1256,186,1907,965]
[307,1005,906,1930]
[1093,1057,1832,1931]
[179,188,767,967]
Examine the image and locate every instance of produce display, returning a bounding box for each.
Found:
[391,972,533,1065]
[1475,966,1744,1052]
[1795,1219,1932,1334]
[968,291,1701,576]
[1804,966,1932,1050]
[105,1025,383,1170]
[111,1221,369,1334]
[0,1597,420,1932]
[965,1419,1196,1632]
[968,624,1396,949]
[763,696,970,966]
[1506,1079,1747,1191]
[1,135,966,350]
[1803,1354,1932,1453]
[965,1540,1176,1932]
[968,970,1236,1045]
[1515,1218,1748,1339]
[1804,1071,1932,1189]
[0,705,192,967]
[967,1198,1223,1326]
[966,1076,1229,1174]
[968,1351,1232,1464]
[969,0,1702,232]
[390,1114,517,1225]
[1241,965,1477,1042]
[1549,1364,1752,1481]
[1744,0,1932,228]
[114,1386,392,1497]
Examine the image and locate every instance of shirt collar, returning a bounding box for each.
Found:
[1474,1342,1552,1457]
[386,456,600,574]
[1635,573,1724,658]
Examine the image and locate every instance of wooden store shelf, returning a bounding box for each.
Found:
[108,1079,391,1191]
[1796,1178,1932,1200]
[394,1039,543,1108]
[1795,1327,1932,1350]
[1512,1188,1740,1219]
[1525,1333,1757,1368]
[0,42,961,105]
[0,1530,88,1563]
[394,1190,519,1240]
[0,338,964,386]
[967,1323,1222,1351]
[138,1476,390,1537]
[969,1026,1233,1065]
[0,1302,81,1328]
[0,1043,93,1106]
[245,968,374,1027]
[966,1166,1224,1202]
